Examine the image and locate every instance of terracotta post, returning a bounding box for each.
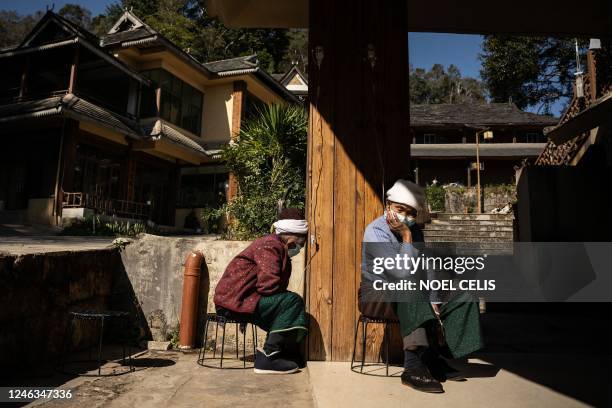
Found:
[179,251,205,349]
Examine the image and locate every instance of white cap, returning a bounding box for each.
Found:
[386,179,424,211]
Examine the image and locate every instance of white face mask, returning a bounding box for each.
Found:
[288,243,302,257]
[386,210,417,227]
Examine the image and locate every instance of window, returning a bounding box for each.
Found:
[177,166,229,208]
[525,132,545,143]
[423,133,437,144]
[141,69,203,136]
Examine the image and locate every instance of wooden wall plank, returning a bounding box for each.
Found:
[307,0,410,361]
[307,0,335,360]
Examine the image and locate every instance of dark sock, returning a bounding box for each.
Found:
[263,332,285,355]
[403,347,426,370]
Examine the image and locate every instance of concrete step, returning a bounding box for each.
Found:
[424,224,514,232]
[433,213,514,222]
[423,232,513,241]
[430,219,513,227]
[424,235,513,243]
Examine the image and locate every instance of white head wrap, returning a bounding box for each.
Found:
[386,179,425,211]
[273,219,308,235]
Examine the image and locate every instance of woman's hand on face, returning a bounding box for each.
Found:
[386,210,412,243]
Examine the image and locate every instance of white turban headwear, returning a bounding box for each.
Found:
[386,179,425,211]
[273,219,308,235]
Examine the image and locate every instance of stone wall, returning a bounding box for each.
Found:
[445,186,516,213]
[119,234,306,345]
[0,234,306,368]
[0,248,143,368]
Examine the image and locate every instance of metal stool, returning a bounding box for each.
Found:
[197,313,258,369]
[350,314,400,376]
[59,310,134,376]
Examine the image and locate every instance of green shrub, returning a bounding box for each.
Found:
[425,184,446,212]
[61,215,156,237]
[216,103,308,240]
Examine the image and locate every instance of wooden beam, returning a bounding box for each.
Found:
[548,92,612,145]
[68,46,80,94]
[307,0,410,361]
[227,80,247,201]
[132,140,157,150]
[19,55,29,99]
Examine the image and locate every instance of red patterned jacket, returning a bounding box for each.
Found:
[214,234,291,314]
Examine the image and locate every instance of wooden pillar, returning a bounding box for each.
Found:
[121,150,137,202]
[19,55,29,99]
[307,0,410,361]
[587,50,597,101]
[226,81,247,202]
[55,118,80,222]
[68,46,80,94]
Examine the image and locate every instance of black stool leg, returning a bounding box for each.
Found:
[360,319,367,373]
[243,325,247,368]
[97,316,105,376]
[199,318,210,363]
[384,322,390,377]
[235,323,239,359]
[220,322,226,368]
[251,324,257,359]
[213,320,219,358]
[121,317,126,366]
[351,317,359,370]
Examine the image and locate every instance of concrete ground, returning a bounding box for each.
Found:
[19,349,608,408]
[309,353,610,408]
[26,351,314,408]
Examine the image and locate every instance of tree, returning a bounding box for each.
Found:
[220,104,308,239]
[409,64,486,104]
[91,0,291,73]
[480,36,588,114]
[0,10,41,48]
[58,4,92,29]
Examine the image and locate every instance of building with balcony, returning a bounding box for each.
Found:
[0,11,297,228]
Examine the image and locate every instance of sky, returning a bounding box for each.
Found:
[408,32,484,79]
[4,2,487,80]
[3,0,111,16]
[3,2,560,115]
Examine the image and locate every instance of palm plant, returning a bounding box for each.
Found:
[220,103,308,239]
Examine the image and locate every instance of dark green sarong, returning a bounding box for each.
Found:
[252,291,308,342]
[396,292,483,358]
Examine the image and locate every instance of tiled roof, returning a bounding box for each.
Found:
[61,93,141,138]
[410,103,558,127]
[143,119,222,158]
[0,95,218,161]
[203,55,259,74]
[100,27,156,47]
[0,94,141,138]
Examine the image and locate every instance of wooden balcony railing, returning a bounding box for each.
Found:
[61,191,151,220]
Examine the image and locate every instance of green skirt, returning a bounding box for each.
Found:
[395,292,484,358]
[252,291,308,342]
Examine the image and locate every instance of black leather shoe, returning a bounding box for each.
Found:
[426,355,465,382]
[254,349,299,374]
[401,367,444,393]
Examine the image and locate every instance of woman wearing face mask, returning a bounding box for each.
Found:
[361,179,483,394]
[214,208,308,374]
